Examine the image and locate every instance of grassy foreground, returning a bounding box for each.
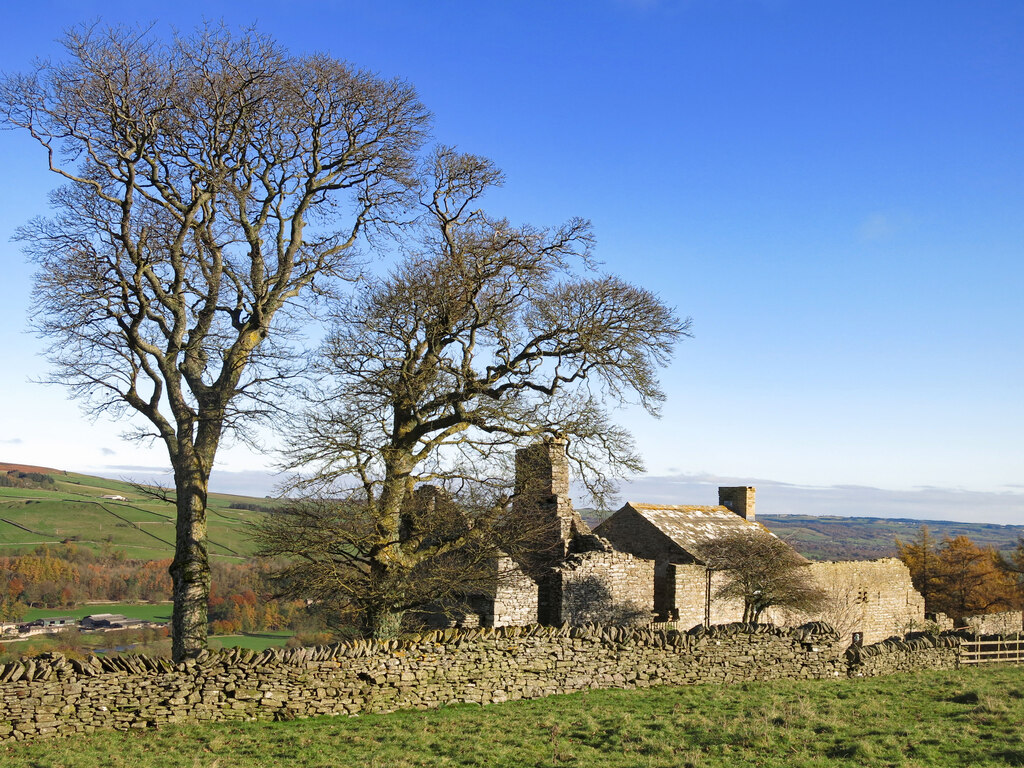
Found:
[3,665,1022,767]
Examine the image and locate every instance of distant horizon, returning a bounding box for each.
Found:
[6,458,1020,527]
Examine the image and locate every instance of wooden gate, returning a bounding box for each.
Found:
[960,637,1024,665]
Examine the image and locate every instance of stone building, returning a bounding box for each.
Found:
[590,487,924,643]
[592,489,771,622]
[508,439,653,626]
[443,439,924,644]
[451,438,653,628]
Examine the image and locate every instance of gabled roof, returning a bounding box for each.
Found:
[620,502,776,562]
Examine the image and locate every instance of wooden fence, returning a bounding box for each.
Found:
[960,637,1024,665]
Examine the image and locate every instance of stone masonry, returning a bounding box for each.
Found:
[962,610,1024,635]
[0,622,970,743]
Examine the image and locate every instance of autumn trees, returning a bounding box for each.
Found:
[897,527,1021,625]
[1,24,429,659]
[253,148,688,638]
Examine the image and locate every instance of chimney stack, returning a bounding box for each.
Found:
[718,486,756,521]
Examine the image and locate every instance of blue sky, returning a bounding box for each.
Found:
[1,1,1021,523]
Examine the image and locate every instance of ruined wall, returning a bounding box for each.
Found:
[424,557,538,629]
[486,557,538,627]
[512,439,589,566]
[555,544,654,625]
[803,559,925,645]
[671,564,745,628]
[962,611,1024,635]
[669,558,924,644]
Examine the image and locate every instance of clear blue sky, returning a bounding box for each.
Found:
[1,1,1021,522]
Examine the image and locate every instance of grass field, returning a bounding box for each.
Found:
[21,603,174,623]
[0,628,293,661]
[1,665,1022,767]
[0,469,274,560]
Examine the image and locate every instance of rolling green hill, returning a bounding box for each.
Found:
[0,464,276,559]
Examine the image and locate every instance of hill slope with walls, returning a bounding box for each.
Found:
[0,463,278,560]
[757,514,1024,560]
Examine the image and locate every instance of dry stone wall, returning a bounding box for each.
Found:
[485,557,538,627]
[0,622,981,744]
[672,565,745,627]
[846,633,960,677]
[804,559,925,645]
[669,558,923,646]
[962,611,1023,635]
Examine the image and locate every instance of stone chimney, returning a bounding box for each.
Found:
[718,486,756,521]
[515,438,570,501]
[513,437,589,560]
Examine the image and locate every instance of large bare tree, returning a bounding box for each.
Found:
[1,24,429,658]
[256,147,690,637]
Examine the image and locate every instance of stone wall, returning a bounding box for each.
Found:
[672,564,745,627]
[803,559,925,645]
[485,557,538,627]
[962,611,1023,635]
[1,622,984,744]
[670,558,924,645]
[554,541,654,625]
[846,633,961,677]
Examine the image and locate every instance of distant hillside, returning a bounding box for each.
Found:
[0,463,280,560]
[758,514,1024,561]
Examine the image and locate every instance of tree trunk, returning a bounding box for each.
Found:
[367,605,405,640]
[169,462,211,660]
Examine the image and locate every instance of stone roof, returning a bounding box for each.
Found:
[620,502,777,561]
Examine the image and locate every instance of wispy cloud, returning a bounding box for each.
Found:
[0,438,23,445]
[594,473,1024,525]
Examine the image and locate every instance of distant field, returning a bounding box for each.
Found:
[0,468,276,559]
[0,629,292,660]
[21,603,173,623]
[2,664,1022,767]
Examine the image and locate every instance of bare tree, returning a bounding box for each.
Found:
[1,24,429,659]
[253,487,544,638]
[257,147,690,637]
[697,530,826,624]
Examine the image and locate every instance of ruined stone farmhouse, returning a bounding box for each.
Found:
[455,438,925,645]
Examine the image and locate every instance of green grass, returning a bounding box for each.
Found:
[2,665,1023,767]
[0,469,273,560]
[21,602,173,623]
